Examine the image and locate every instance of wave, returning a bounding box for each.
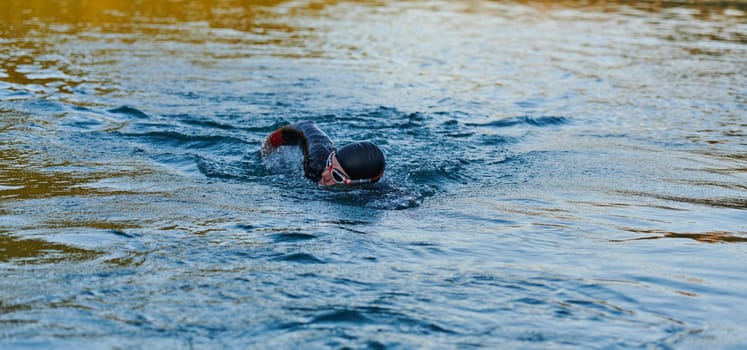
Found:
[467,116,569,128]
[108,105,150,119]
[115,131,248,151]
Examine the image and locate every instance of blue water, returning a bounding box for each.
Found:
[1,0,746,348]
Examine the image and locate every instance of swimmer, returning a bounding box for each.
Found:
[261,121,385,186]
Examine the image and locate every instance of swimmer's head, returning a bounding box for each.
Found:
[319,142,385,186]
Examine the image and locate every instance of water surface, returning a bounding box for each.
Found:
[1,0,746,348]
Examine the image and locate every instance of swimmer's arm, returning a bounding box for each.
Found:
[261,125,310,157]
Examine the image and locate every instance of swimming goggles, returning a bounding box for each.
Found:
[325,151,382,185]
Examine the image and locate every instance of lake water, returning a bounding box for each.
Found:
[1,0,746,348]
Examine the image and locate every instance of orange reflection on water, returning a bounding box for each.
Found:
[2,0,744,29]
[0,232,102,263]
[0,0,287,22]
[0,138,154,201]
[613,228,747,244]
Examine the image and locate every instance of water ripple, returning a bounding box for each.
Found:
[271,252,324,264]
[1,0,746,348]
[466,116,570,128]
[108,105,150,119]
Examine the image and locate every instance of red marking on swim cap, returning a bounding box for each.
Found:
[268,130,284,147]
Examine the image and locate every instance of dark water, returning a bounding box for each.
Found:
[1,0,746,348]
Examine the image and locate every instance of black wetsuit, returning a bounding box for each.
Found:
[261,121,336,182]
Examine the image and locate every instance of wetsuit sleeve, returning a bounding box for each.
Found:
[261,121,335,181]
[261,125,308,157]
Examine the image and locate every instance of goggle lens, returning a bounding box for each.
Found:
[331,169,347,184]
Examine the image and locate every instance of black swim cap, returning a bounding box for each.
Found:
[336,141,385,182]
